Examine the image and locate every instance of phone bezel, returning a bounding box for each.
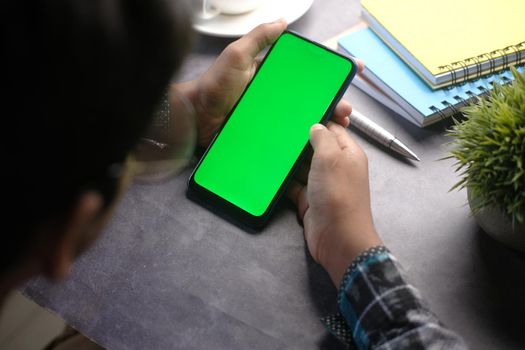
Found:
[187,30,357,231]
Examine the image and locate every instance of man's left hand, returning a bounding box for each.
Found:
[174,20,355,147]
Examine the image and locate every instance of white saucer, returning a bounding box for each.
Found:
[193,0,314,38]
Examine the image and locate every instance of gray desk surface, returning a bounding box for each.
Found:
[23,1,525,349]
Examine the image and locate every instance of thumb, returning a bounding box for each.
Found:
[309,124,340,153]
[235,19,287,60]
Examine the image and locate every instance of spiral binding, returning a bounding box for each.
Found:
[438,41,525,85]
[427,65,521,120]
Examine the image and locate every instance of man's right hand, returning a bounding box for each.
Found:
[288,122,382,287]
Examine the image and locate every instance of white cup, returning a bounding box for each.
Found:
[196,0,263,19]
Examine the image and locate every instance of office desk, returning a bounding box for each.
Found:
[23,0,525,349]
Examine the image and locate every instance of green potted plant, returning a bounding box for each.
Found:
[448,67,525,251]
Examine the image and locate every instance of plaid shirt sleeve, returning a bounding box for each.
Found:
[321,246,468,349]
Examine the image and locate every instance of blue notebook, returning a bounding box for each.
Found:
[338,28,523,127]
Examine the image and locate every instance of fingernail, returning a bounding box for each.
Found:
[311,124,325,131]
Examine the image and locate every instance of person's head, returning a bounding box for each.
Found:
[1,0,192,293]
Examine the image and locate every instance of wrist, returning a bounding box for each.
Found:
[171,79,211,148]
[171,80,199,114]
[319,220,382,287]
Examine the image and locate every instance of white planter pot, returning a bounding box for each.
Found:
[468,188,525,252]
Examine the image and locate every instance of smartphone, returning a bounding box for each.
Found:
[187,31,357,230]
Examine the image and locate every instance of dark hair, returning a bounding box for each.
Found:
[2,0,192,271]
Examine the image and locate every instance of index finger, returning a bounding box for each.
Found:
[233,19,287,60]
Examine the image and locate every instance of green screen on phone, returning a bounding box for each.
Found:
[194,32,354,217]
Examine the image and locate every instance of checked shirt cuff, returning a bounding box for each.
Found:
[321,246,467,350]
[321,246,390,349]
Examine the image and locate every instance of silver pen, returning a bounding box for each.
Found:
[349,109,420,161]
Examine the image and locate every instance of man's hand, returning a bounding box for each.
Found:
[173,19,354,147]
[288,122,382,287]
[174,20,286,146]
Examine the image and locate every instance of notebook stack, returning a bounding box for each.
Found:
[338,0,525,127]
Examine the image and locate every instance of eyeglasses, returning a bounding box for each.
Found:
[126,88,197,183]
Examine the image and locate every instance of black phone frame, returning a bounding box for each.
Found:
[187,30,357,232]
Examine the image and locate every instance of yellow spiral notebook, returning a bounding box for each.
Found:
[361,0,525,89]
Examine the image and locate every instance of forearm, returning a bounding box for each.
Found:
[326,247,468,349]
